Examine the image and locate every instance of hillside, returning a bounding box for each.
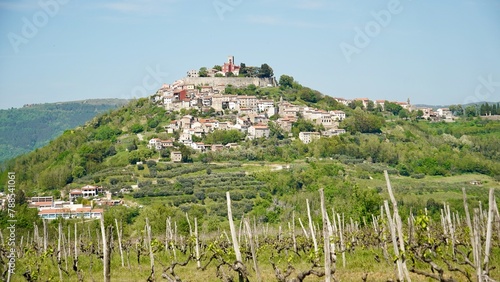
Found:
[1,84,499,218]
[0,84,499,281]
[0,98,129,163]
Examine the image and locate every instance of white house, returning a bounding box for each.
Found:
[299,132,321,144]
[330,110,346,121]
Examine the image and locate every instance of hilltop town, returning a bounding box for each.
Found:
[149,56,455,153]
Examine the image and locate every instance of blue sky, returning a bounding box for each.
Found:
[0,0,499,109]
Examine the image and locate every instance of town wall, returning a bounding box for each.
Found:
[182,77,276,88]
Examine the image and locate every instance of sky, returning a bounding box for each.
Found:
[0,0,499,109]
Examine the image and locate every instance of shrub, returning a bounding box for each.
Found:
[130,124,144,133]
[411,173,425,179]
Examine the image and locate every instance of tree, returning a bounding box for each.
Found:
[299,87,321,103]
[366,100,375,111]
[245,66,259,77]
[179,145,193,163]
[399,109,409,120]
[130,123,144,133]
[204,129,244,145]
[292,118,316,137]
[239,63,247,77]
[160,148,170,158]
[127,140,138,151]
[225,72,235,77]
[384,101,403,115]
[258,63,273,78]
[349,100,364,110]
[147,118,160,129]
[465,105,477,117]
[341,108,385,133]
[279,75,294,89]
[416,109,424,119]
[199,67,208,77]
[213,65,222,71]
[449,104,464,116]
[268,121,285,140]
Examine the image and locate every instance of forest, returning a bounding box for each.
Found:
[0,99,128,163]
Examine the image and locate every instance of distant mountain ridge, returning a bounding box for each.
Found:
[0,98,129,163]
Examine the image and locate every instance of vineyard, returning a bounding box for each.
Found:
[1,172,499,282]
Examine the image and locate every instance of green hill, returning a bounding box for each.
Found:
[1,86,499,222]
[0,98,129,163]
[1,84,499,281]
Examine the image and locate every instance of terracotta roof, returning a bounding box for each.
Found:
[30,202,53,206]
[252,125,269,129]
[75,207,92,212]
[39,208,71,214]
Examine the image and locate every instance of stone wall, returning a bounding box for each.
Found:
[181,77,276,88]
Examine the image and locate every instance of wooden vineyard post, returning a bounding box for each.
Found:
[66,228,70,271]
[185,212,193,236]
[325,208,336,264]
[493,197,500,247]
[244,218,261,282]
[33,223,39,254]
[146,218,155,281]
[384,170,411,281]
[320,188,332,282]
[384,200,404,282]
[473,209,483,282]
[194,217,201,269]
[292,211,297,253]
[165,219,169,257]
[298,217,309,239]
[483,188,495,278]
[57,222,63,282]
[115,218,125,267]
[74,223,78,275]
[463,188,482,282]
[336,213,346,268]
[100,216,110,282]
[444,203,456,258]
[226,191,246,282]
[307,199,319,256]
[226,192,242,262]
[43,219,47,252]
